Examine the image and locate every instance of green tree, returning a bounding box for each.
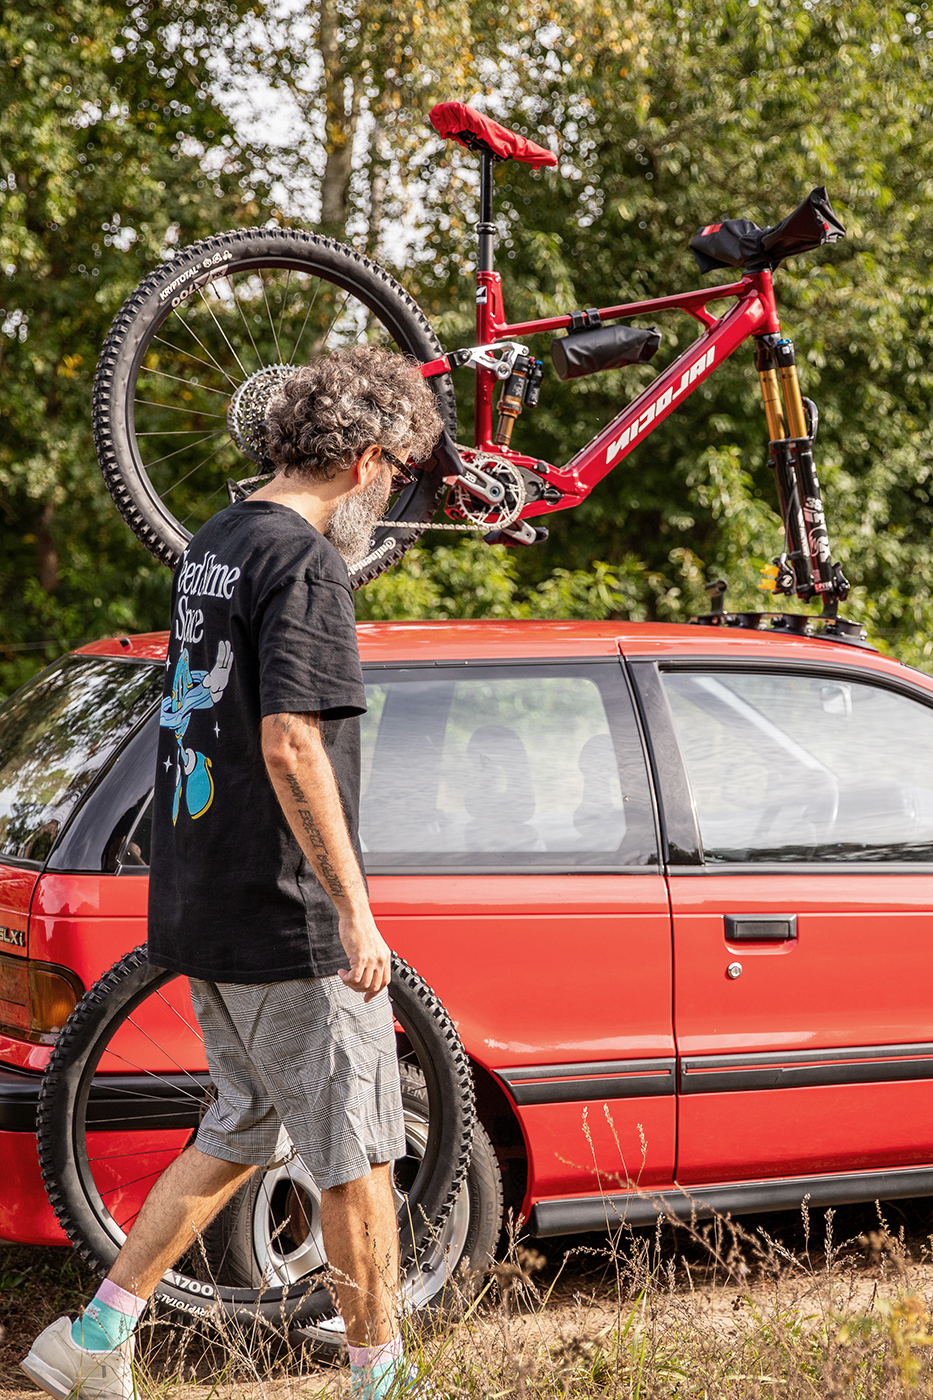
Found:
[0,0,258,696]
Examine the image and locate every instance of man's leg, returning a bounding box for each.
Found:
[22,1145,255,1400]
[319,1161,399,1346]
[108,1144,256,1298]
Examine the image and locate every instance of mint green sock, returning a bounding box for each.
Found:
[72,1296,137,1352]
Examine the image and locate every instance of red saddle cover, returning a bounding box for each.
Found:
[429,102,557,168]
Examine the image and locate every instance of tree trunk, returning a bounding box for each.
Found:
[318,0,360,238]
[36,503,59,593]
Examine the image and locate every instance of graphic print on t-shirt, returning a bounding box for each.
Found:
[160,641,234,823]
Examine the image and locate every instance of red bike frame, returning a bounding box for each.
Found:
[423,268,782,523]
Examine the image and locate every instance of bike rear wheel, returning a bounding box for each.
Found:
[92,228,458,586]
[37,946,475,1331]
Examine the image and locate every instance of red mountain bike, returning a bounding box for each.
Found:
[94,101,853,633]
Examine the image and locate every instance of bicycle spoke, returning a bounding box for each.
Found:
[134,399,227,419]
[286,278,323,363]
[163,439,235,504]
[99,1168,168,1199]
[260,273,283,364]
[139,428,228,471]
[227,274,266,370]
[276,269,292,353]
[136,428,227,437]
[153,328,239,391]
[154,989,204,1042]
[119,1016,212,1091]
[88,1147,182,1163]
[320,289,352,349]
[138,367,231,397]
[95,1046,207,1104]
[196,285,251,381]
[178,475,232,526]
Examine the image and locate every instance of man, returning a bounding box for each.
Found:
[23,345,444,1400]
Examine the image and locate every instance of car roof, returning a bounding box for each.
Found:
[73,619,927,686]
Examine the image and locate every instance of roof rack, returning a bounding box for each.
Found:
[689,609,871,649]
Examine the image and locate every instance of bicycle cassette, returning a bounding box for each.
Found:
[227,363,300,462]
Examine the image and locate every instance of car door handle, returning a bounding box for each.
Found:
[724,914,797,943]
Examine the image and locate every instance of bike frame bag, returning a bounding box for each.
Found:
[551,324,661,381]
[690,187,845,273]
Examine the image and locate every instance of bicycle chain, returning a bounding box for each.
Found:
[381,446,525,532]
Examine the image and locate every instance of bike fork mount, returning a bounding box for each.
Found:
[754,334,849,614]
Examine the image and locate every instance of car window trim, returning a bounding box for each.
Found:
[626,660,702,867]
[634,654,933,870]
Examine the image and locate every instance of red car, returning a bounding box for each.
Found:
[4,617,933,1311]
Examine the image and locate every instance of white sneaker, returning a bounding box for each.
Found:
[21,1316,136,1400]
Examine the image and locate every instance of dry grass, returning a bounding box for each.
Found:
[5,1196,933,1398]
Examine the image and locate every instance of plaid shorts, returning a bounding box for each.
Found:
[188,975,406,1190]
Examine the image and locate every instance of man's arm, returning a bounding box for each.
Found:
[261,712,390,1001]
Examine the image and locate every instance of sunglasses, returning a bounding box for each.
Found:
[380,447,418,494]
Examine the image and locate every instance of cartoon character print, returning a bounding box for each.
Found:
[160,641,234,824]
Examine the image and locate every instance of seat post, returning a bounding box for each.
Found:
[477,150,497,273]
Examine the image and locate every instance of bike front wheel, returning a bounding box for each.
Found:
[92,228,458,585]
[37,946,475,1332]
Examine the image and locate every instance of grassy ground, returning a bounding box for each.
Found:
[4,1198,933,1397]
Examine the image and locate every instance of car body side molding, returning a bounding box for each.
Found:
[680,1042,933,1094]
[495,1058,676,1105]
[529,1164,933,1236]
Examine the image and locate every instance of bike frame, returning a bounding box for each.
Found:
[471,267,781,512]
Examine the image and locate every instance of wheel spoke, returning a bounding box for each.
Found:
[138,428,228,471]
[138,367,231,397]
[159,440,235,501]
[260,273,283,364]
[227,273,266,370]
[275,269,292,353]
[152,330,239,390]
[196,285,251,381]
[286,277,323,363]
[134,399,227,419]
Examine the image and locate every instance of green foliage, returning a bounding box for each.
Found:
[0,0,259,697]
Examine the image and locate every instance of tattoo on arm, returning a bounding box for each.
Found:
[279,758,361,901]
[295,808,347,898]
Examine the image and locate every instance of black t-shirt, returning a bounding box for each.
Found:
[147,501,366,983]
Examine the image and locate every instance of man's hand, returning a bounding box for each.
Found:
[337,911,392,1002]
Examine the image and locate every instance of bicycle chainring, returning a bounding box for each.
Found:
[447,451,527,530]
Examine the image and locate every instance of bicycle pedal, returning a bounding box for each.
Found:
[483,524,548,547]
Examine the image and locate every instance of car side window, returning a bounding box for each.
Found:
[661,669,933,863]
[360,664,657,869]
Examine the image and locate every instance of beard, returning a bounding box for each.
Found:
[324,465,393,566]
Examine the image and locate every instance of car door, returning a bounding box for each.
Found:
[360,658,676,1218]
[632,656,933,1192]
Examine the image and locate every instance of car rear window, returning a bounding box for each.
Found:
[0,656,163,864]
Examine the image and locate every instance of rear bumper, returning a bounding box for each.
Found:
[0,1065,66,1244]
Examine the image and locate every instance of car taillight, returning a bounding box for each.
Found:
[0,953,83,1044]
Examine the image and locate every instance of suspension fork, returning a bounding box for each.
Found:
[754,334,849,612]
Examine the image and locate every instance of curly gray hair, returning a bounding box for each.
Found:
[264,345,444,481]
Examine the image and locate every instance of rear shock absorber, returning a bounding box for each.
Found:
[494,355,543,448]
[755,335,849,611]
